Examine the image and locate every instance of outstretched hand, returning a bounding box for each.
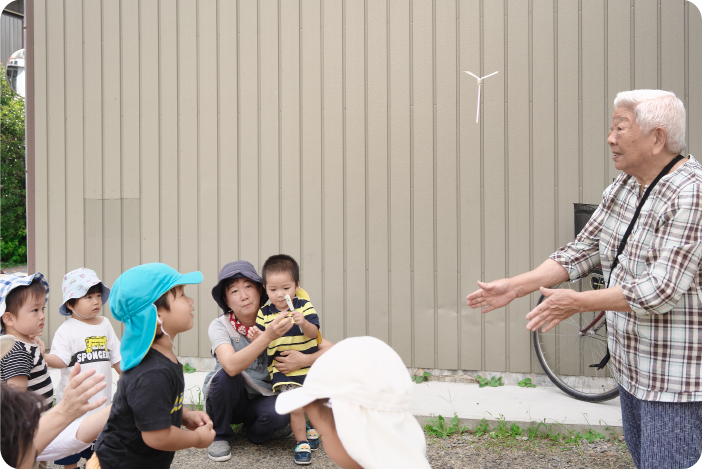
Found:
[525,286,580,332]
[466,279,518,313]
[56,363,107,421]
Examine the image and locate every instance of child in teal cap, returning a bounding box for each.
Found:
[89,263,215,469]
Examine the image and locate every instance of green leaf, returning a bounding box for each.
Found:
[183,363,196,373]
[423,371,431,378]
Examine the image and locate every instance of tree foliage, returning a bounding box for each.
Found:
[1,66,27,267]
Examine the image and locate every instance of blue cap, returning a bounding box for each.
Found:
[109,263,203,371]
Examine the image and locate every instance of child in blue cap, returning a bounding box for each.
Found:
[88,263,215,469]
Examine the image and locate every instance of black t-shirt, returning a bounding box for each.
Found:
[94,348,185,469]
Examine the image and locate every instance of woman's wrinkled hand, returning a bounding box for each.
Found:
[466,279,518,313]
[525,286,580,332]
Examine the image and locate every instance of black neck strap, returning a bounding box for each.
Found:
[607,155,684,287]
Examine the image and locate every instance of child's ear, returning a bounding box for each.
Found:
[2,311,14,327]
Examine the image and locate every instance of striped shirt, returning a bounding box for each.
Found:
[1,339,54,409]
[551,155,702,403]
[256,296,320,390]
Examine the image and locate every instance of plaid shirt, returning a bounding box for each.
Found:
[551,156,702,403]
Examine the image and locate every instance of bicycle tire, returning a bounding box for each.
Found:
[533,282,619,403]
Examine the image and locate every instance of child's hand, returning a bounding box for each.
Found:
[183,410,212,431]
[290,310,306,325]
[31,336,46,355]
[194,421,216,448]
[247,327,262,342]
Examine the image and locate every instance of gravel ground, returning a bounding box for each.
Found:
[47,431,634,468]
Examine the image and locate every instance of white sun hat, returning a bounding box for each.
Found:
[59,268,110,316]
[275,336,431,469]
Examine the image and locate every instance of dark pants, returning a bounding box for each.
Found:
[54,443,94,465]
[619,385,702,469]
[206,368,289,444]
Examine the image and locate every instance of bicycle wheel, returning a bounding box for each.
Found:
[532,281,619,402]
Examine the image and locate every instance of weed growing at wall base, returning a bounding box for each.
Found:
[425,413,469,438]
[427,413,609,448]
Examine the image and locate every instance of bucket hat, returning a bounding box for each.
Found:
[109,263,202,371]
[0,272,50,316]
[275,336,431,469]
[59,268,111,316]
[211,260,268,312]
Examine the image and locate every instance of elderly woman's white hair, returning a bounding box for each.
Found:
[613,90,686,155]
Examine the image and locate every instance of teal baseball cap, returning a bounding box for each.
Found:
[109,263,203,371]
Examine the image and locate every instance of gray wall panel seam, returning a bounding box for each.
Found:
[386,0,391,348]
[100,0,104,273]
[278,0,282,254]
[455,0,461,370]
[432,0,438,368]
[579,0,583,203]
[503,0,509,372]
[63,0,67,280]
[528,0,534,372]
[479,0,485,371]
[319,0,327,330]
[257,0,261,268]
[160,0,164,263]
[604,0,609,188]
[553,0,558,254]
[657,0,661,89]
[343,0,348,340]
[364,0,369,337]
[320,0,325,332]
[409,0,415,368]
[196,0,201,353]
[298,0,306,278]
[217,0,221,272]
[142,0,146,264]
[630,0,635,89]
[237,0,241,260]
[683,2,702,155]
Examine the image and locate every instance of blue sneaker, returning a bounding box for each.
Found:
[306,427,320,450]
[294,441,312,465]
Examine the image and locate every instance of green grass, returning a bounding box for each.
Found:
[425,413,613,450]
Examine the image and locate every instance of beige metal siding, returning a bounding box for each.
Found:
[31,0,702,374]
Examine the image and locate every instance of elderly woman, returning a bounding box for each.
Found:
[203,261,331,462]
[468,90,701,469]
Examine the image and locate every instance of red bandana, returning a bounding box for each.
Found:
[229,313,252,338]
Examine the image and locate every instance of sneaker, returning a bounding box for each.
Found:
[294,441,312,465]
[306,427,320,450]
[207,440,232,462]
[271,423,293,440]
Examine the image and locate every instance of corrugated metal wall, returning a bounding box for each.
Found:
[1,11,23,66]
[31,0,702,373]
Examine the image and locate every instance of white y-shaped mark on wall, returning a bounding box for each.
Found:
[463,71,498,124]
